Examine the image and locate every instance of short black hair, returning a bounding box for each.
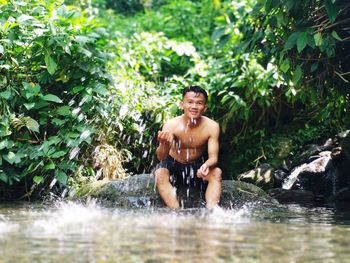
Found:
[182,85,208,102]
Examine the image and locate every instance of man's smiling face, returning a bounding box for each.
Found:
[180,91,207,120]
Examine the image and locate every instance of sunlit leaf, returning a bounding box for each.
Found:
[42,94,63,103]
[43,161,55,170]
[25,117,40,133]
[45,54,57,75]
[314,32,323,46]
[56,106,71,116]
[3,152,21,164]
[33,175,44,184]
[0,90,11,99]
[50,151,66,158]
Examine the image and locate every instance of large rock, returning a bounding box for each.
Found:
[74,174,277,209]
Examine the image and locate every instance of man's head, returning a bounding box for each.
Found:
[182,86,208,103]
[180,85,208,120]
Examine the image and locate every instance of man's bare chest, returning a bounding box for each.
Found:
[172,128,209,149]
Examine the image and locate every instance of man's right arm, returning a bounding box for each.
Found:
[156,122,174,161]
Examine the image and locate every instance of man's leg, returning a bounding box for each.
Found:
[202,167,222,208]
[154,168,180,208]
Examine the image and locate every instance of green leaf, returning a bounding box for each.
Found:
[284,32,299,50]
[281,59,290,73]
[52,118,66,126]
[42,94,63,103]
[292,66,302,84]
[24,103,35,110]
[50,151,66,158]
[43,161,55,170]
[0,172,8,184]
[25,117,40,133]
[45,54,57,75]
[55,170,68,185]
[297,32,308,53]
[218,34,232,48]
[0,44,4,54]
[314,32,323,46]
[211,27,226,42]
[325,0,339,22]
[56,106,71,116]
[311,63,318,72]
[72,86,85,94]
[331,31,342,41]
[3,152,21,164]
[0,90,11,99]
[0,140,6,150]
[33,176,44,184]
[265,0,279,12]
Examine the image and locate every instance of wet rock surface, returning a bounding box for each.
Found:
[76,130,350,208]
[238,130,350,205]
[75,174,277,209]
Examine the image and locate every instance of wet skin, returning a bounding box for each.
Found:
[155,91,222,208]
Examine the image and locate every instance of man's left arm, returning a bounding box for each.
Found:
[198,122,220,177]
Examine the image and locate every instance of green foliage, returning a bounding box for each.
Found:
[105,0,220,50]
[0,0,109,195]
[1,0,349,197]
[96,31,203,173]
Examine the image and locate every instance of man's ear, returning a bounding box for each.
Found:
[179,101,184,110]
[204,104,208,112]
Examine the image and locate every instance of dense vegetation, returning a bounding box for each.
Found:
[0,0,348,199]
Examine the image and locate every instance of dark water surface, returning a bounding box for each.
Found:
[1,200,350,262]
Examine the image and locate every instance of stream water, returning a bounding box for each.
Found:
[1,200,350,263]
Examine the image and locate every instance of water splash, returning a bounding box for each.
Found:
[282,164,307,190]
[31,200,106,237]
[0,215,19,236]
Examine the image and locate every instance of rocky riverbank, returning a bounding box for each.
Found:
[74,174,277,209]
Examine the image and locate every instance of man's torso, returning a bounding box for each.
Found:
[167,116,213,163]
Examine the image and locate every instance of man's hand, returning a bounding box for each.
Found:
[157,131,174,147]
[197,163,209,178]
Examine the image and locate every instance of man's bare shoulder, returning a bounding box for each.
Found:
[162,116,182,130]
[202,116,219,130]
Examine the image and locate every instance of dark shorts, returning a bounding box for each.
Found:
[156,154,208,194]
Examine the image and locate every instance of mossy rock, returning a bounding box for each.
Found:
[74,174,277,208]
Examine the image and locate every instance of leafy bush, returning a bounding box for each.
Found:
[0,1,110,196]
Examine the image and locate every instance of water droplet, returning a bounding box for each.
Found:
[190,167,194,178]
[142,150,148,158]
[95,169,102,180]
[69,147,80,160]
[49,178,57,189]
[119,105,128,118]
[72,107,81,116]
[80,130,91,140]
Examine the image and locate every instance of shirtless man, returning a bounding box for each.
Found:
[154,86,222,209]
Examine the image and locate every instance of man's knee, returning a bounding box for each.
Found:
[210,167,222,182]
